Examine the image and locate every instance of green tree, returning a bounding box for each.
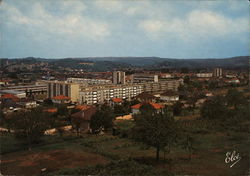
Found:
[201,95,228,120]
[43,98,53,106]
[132,105,178,162]
[187,92,199,115]
[183,76,190,84]
[114,104,126,115]
[9,107,51,150]
[90,104,115,133]
[226,89,247,110]
[55,104,71,125]
[172,101,183,116]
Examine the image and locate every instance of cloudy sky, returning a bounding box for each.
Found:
[0,0,249,59]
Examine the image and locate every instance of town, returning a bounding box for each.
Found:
[1,0,249,175]
[1,57,249,175]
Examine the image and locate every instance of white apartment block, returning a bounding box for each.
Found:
[79,85,143,105]
[45,78,183,105]
[132,74,159,83]
[213,68,223,78]
[67,77,112,85]
[196,73,213,78]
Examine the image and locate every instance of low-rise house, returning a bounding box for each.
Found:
[16,98,37,108]
[160,91,179,102]
[110,97,123,106]
[204,91,213,97]
[52,95,71,104]
[1,94,20,108]
[71,106,96,133]
[135,92,156,102]
[131,102,164,115]
[225,78,240,84]
[44,108,58,113]
[75,105,91,111]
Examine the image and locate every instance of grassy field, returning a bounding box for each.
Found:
[1,126,249,176]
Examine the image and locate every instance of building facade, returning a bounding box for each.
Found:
[46,81,80,103]
[140,79,183,92]
[113,71,126,84]
[67,78,112,85]
[196,73,213,78]
[213,68,223,78]
[132,74,158,83]
[79,84,143,105]
[45,78,183,105]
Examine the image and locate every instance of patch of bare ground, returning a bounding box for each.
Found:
[1,149,109,176]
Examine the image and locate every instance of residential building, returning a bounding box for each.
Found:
[131,102,164,115]
[46,81,80,103]
[140,79,183,92]
[225,78,240,84]
[110,97,123,106]
[16,99,37,108]
[160,73,172,79]
[160,91,179,102]
[132,74,158,83]
[196,73,213,78]
[71,106,97,132]
[67,78,111,85]
[51,95,71,104]
[79,84,143,105]
[45,79,183,105]
[0,90,26,98]
[113,71,126,84]
[135,92,156,102]
[1,84,47,96]
[213,68,223,78]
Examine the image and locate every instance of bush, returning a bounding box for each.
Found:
[115,120,135,138]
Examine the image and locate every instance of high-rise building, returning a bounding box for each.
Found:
[213,68,223,78]
[46,81,80,103]
[113,71,126,84]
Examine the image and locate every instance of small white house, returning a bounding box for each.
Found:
[131,102,164,115]
[160,91,179,102]
[17,100,37,108]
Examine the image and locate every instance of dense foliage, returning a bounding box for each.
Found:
[132,104,179,161]
[8,107,52,150]
[90,104,115,132]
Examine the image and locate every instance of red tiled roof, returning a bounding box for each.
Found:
[131,102,163,110]
[75,105,91,110]
[71,106,96,121]
[131,103,141,109]
[111,98,122,103]
[1,94,20,101]
[149,102,164,109]
[52,95,70,100]
[44,108,58,113]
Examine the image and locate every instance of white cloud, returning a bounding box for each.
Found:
[1,1,111,41]
[138,10,249,42]
[94,0,124,12]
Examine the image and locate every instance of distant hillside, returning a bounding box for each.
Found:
[153,56,249,70]
[2,56,249,71]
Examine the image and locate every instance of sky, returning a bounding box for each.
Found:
[0,0,249,59]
